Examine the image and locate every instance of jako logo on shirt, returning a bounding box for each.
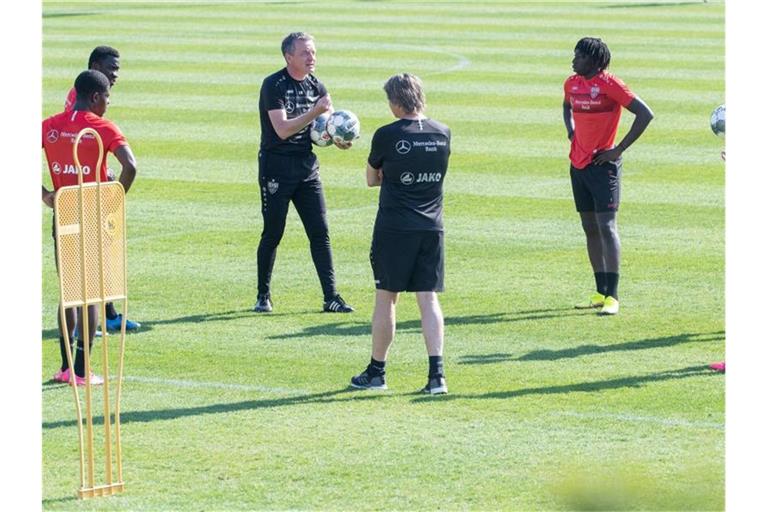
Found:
[56,163,91,175]
[47,129,59,143]
[416,172,442,183]
[400,172,415,185]
[395,140,411,154]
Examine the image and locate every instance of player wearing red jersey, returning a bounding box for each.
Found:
[563,37,653,315]
[43,70,137,385]
[64,46,139,333]
[64,46,120,112]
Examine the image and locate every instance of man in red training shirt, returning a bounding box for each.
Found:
[563,37,654,315]
[64,46,120,112]
[42,69,137,385]
[64,46,141,332]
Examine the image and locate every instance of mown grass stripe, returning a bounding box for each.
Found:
[42,1,724,508]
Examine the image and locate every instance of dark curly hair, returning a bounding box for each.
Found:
[575,37,611,72]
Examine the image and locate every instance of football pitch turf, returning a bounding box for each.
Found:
[41,1,725,509]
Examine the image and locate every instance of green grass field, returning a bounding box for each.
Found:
[41,1,725,509]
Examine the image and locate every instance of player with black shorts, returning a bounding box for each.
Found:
[254,32,354,314]
[350,73,451,394]
[563,37,654,315]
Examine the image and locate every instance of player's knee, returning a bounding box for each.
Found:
[597,218,619,240]
[306,226,330,244]
[416,292,441,312]
[580,220,600,237]
[259,229,284,248]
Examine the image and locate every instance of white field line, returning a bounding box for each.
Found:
[379,43,471,77]
[552,411,723,430]
[123,375,304,395]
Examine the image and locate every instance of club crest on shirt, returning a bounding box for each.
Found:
[267,179,279,195]
[47,129,59,143]
[590,85,600,99]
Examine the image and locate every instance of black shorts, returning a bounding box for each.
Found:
[570,159,622,213]
[370,230,444,292]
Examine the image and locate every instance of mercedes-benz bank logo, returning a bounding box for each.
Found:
[400,172,415,185]
[395,140,411,154]
[285,100,295,113]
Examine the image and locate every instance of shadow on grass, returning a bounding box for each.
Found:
[42,308,262,339]
[413,365,717,403]
[42,307,580,341]
[268,307,581,340]
[42,387,386,430]
[42,365,719,428]
[458,331,725,365]
[41,326,146,339]
[43,12,98,18]
[41,495,78,506]
[42,380,69,392]
[601,2,708,8]
[458,352,518,365]
[135,308,261,331]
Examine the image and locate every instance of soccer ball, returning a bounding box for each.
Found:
[310,113,333,147]
[326,110,361,145]
[710,104,725,137]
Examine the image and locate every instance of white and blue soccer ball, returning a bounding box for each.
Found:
[710,104,725,137]
[326,110,361,145]
[310,113,333,147]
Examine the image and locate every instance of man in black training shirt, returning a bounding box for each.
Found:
[350,73,451,394]
[255,32,354,313]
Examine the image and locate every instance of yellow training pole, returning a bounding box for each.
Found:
[56,127,126,499]
[73,128,103,493]
[113,199,129,483]
[114,297,127,484]
[84,130,114,485]
[57,301,85,489]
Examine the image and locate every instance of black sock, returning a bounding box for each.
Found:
[367,358,386,376]
[594,272,608,296]
[58,336,71,371]
[105,302,118,320]
[605,273,619,300]
[73,339,93,378]
[428,355,444,378]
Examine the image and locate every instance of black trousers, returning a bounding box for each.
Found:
[257,151,336,300]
